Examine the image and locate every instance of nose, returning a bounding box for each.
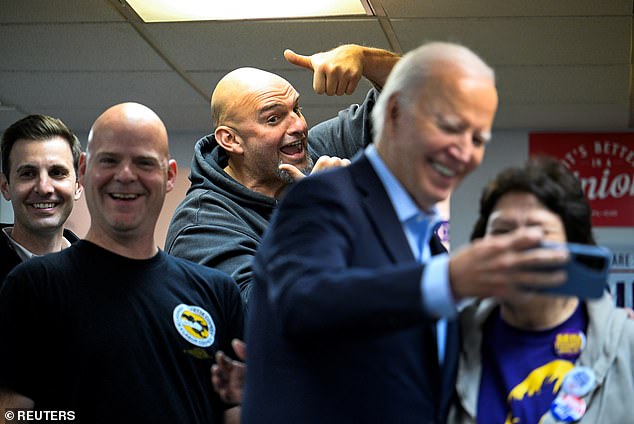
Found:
[288,111,308,136]
[34,173,54,195]
[114,162,136,182]
[448,132,474,163]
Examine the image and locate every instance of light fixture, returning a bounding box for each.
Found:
[124,0,373,23]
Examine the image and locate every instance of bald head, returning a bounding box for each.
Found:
[80,102,177,257]
[87,102,169,159]
[211,67,295,128]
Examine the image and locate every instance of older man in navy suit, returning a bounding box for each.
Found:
[242,41,569,423]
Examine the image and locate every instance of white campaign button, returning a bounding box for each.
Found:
[562,366,596,398]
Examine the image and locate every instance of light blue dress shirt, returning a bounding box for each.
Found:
[365,145,457,363]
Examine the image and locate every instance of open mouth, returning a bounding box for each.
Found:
[280,140,304,156]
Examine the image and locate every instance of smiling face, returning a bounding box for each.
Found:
[213,68,310,196]
[1,137,81,246]
[80,103,176,250]
[379,68,498,211]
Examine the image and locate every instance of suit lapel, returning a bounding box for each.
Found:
[429,232,446,256]
[349,154,414,264]
[350,154,458,414]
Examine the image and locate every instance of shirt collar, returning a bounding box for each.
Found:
[364,144,441,226]
[2,226,71,262]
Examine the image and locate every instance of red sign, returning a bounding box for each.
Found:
[529,133,634,227]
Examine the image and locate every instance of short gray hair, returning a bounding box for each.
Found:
[371,42,495,144]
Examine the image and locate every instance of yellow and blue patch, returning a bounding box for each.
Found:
[173,304,215,348]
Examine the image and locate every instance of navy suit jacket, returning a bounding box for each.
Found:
[243,154,459,423]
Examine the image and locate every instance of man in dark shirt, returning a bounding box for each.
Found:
[1,114,82,280]
[0,103,244,423]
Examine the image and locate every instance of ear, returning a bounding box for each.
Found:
[78,152,88,186]
[387,93,400,121]
[215,126,244,155]
[0,174,10,201]
[165,159,178,193]
[384,93,402,138]
[73,179,83,201]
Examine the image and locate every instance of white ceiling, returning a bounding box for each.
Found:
[1,0,632,147]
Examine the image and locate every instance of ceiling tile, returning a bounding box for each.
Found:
[0,71,206,132]
[0,0,125,23]
[497,65,630,105]
[380,0,631,18]
[393,16,631,65]
[0,23,171,71]
[144,19,390,70]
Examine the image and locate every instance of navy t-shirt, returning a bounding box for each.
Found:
[477,304,587,424]
[0,240,244,423]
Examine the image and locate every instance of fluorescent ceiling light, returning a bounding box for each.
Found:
[125,0,372,22]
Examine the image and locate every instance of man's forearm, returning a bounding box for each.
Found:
[358,46,400,90]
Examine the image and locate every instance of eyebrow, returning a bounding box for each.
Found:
[257,94,301,116]
[14,163,71,173]
[437,114,462,127]
[14,164,36,173]
[438,114,492,143]
[487,215,517,225]
[95,151,159,161]
[488,218,512,226]
[258,103,285,116]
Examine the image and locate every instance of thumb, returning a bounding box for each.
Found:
[284,49,313,70]
[232,339,247,361]
[278,163,306,181]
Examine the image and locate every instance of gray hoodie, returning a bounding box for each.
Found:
[165,89,378,304]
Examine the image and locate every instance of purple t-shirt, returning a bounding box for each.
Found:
[477,304,587,424]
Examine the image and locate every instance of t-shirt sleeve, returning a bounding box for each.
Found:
[221,275,245,358]
[229,283,245,342]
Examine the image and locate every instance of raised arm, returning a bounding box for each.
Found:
[448,228,568,301]
[284,44,400,95]
[255,174,570,340]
